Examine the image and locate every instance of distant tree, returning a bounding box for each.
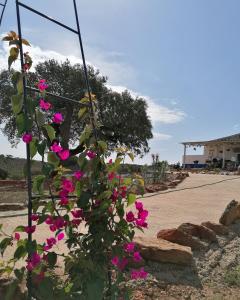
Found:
[0,59,153,155]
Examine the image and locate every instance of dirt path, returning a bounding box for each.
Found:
[141,173,240,236]
[1,174,240,256]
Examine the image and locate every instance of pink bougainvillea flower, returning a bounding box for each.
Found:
[54,217,66,229]
[24,225,36,234]
[123,242,135,253]
[52,112,63,124]
[31,214,39,222]
[45,216,53,225]
[58,149,70,161]
[26,252,41,271]
[130,269,139,280]
[14,232,20,241]
[74,170,84,180]
[46,237,56,248]
[71,219,81,227]
[120,186,127,198]
[138,210,148,220]
[71,209,83,219]
[57,232,64,241]
[118,257,128,271]
[111,188,118,202]
[111,256,119,266]
[62,179,75,193]
[135,219,148,228]
[59,197,69,206]
[37,79,48,92]
[108,159,112,164]
[133,251,142,262]
[39,99,51,111]
[59,189,68,198]
[135,201,143,212]
[126,211,135,222]
[43,245,50,251]
[108,172,115,181]
[49,224,57,232]
[86,150,96,159]
[22,133,32,144]
[50,142,63,153]
[139,267,148,279]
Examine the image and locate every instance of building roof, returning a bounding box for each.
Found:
[182,133,240,146]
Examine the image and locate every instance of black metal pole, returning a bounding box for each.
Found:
[72,0,98,140]
[0,0,7,27]
[16,1,32,299]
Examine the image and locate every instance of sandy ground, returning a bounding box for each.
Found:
[141,173,240,236]
[1,173,240,259]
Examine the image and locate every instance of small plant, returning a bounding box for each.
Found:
[224,265,240,286]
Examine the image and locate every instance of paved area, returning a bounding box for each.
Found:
[141,173,240,236]
[1,173,240,260]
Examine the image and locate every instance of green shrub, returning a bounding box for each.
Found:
[0,168,8,180]
[224,266,240,286]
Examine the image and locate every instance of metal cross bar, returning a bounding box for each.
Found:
[18,1,78,34]
[26,86,90,107]
[15,1,99,298]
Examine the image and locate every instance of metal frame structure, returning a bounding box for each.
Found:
[0,0,7,27]
[15,1,97,298]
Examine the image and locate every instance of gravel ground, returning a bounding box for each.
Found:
[129,221,240,299]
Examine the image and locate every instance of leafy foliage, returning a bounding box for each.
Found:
[0,59,153,155]
[0,32,149,299]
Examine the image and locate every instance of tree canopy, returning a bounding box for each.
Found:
[0,59,153,155]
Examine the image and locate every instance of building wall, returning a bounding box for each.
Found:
[183,143,240,165]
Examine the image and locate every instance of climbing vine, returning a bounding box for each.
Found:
[0,31,149,299]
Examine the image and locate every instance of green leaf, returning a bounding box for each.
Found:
[16,112,25,134]
[36,109,46,127]
[86,277,105,300]
[43,124,55,141]
[47,152,60,168]
[37,140,47,157]
[47,252,57,268]
[127,152,134,162]
[14,245,27,259]
[14,225,25,232]
[11,94,23,114]
[4,280,18,300]
[8,47,19,69]
[16,74,23,94]
[98,190,112,200]
[30,138,38,159]
[97,140,107,153]
[79,125,92,145]
[78,107,87,118]
[33,175,46,195]
[127,193,136,206]
[75,181,82,198]
[0,237,12,256]
[21,38,31,46]
[77,191,91,208]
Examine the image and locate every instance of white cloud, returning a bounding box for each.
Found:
[107,85,186,124]
[0,40,186,126]
[153,132,172,140]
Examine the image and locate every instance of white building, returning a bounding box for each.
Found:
[182,133,240,168]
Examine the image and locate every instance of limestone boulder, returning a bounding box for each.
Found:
[219,200,240,226]
[178,222,217,242]
[134,236,193,265]
[157,228,204,250]
[201,221,229,235]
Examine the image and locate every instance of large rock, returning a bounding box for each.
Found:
[157,228,204,250]
[219,200,240,226]
[178,223,217,242]
[201,221,229,235]
[134,236,193,265]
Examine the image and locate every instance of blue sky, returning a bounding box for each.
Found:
[1,0,240,164]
